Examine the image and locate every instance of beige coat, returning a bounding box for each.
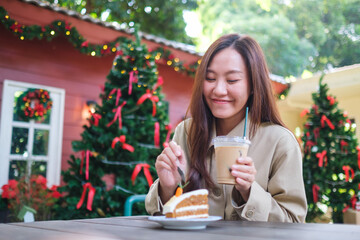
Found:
[145,118,307,222]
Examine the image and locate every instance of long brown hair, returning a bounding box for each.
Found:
[184,34,286,191]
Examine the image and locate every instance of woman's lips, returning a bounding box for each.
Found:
[212,99,231,104]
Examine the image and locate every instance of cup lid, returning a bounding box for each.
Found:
[213,136,251,145]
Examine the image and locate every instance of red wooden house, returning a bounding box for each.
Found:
[0,0,287,188]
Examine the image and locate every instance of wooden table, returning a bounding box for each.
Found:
[1,216,360,240]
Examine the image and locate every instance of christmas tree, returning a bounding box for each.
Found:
[301,75,360,223]
[55,32,172,219]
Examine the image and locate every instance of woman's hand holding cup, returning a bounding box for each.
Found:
[231,156,257,202]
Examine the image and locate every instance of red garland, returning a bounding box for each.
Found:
[137,89,159,116]
[320,115,335,130]
[154,122,160,148]
[76,182,96,211]
[316,150,327,167]
[111,135,134,152]
[163,124,172,148]
[342,165,354,182]
[131,163,153,187]
[128,70,138,95]
[80,150,92,180]
[108,88,122,106]
[107,101,127,129]
[312,184,320,203]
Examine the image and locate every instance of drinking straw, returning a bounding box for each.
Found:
[243,107,248,138]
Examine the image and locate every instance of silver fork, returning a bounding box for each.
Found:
[177,166,185,186]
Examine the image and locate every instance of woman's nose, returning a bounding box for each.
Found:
[213,80,227,95]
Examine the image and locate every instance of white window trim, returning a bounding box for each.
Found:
[0,80,65,188]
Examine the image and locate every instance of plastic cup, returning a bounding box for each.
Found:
[213,136,251,185]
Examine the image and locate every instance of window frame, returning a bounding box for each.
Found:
[0,80,65,188]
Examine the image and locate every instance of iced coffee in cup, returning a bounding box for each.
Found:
[213,136,251,184]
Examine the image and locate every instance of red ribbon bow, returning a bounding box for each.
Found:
[10,23,23,33]
[80,150,92,180]
[128,70,138,95]
[321,115,335,130]
[152,76,164,91]
[81,41,89,47]
[107,101,127,129]
[89,112,102,126]
[300,109,309,117]
[76,182,96,211]
[340,140,349,154]
[312,184,320,203]
[342,165,354,182]
[108,88,122,106]
[313,127,320,142]
[112,135,134,152]
[131,163,153,187]
[163,124,173,148]
[343,194,358,213]
[137,89,159,116]
[305,140,316,153]
[154,122,160,148]
[316,150,327,167]
[327,96,335,105]
[357,146,360,170]
[312,105,319,115]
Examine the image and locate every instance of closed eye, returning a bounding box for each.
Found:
[227,79,239,83]
[205,77,216,81]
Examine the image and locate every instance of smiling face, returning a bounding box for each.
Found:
[203,47,251,134]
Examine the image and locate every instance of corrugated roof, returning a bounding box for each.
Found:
[20,0,200,56]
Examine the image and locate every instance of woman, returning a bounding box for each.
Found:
[145,34,307,222]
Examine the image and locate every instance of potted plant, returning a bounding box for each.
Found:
[1,175,62,222]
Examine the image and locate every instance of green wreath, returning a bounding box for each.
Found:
[16,88,53,121]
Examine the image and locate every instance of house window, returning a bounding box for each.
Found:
[0,80,65,188]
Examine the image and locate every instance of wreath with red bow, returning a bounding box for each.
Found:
[16,88,53,121]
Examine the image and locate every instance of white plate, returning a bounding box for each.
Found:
[148,216,222,230]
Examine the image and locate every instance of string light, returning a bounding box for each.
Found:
[113,62,117,66]
[133,67,137,71]
[121,70,126,74]
[0,7,200,79]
